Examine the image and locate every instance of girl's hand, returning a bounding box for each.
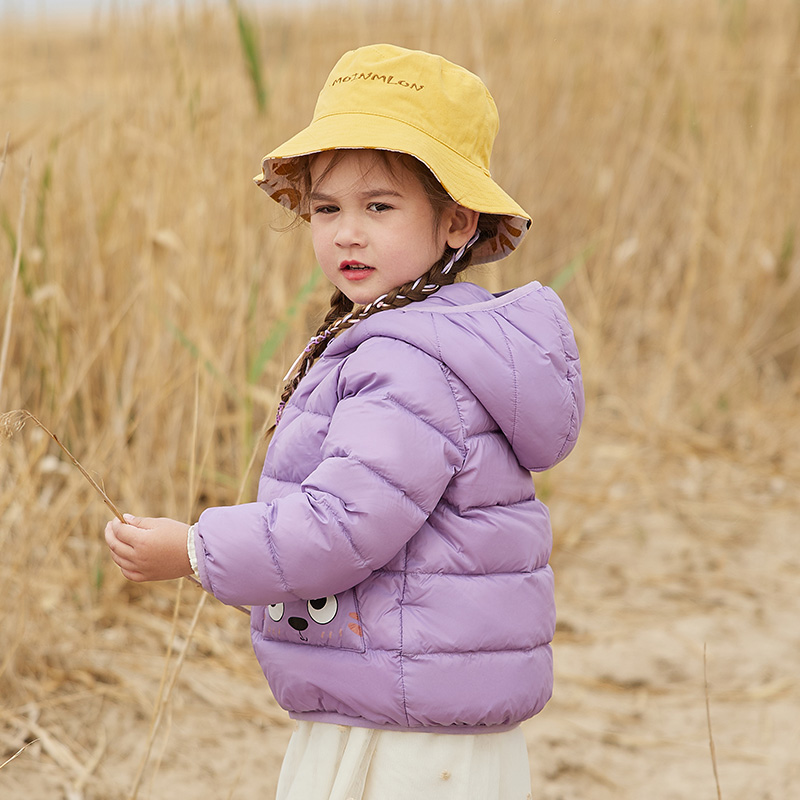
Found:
[104,514,192,583]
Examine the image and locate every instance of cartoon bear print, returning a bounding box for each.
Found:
[263,590,364,652]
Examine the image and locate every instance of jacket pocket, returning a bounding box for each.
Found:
[256,589,366,653]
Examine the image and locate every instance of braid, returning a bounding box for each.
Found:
[274,289,353,421]
[274,241,475,425]
[324,288,354,325]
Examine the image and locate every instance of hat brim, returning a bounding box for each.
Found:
[254,112,531,265]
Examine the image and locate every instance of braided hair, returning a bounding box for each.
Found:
[272,152,501,427]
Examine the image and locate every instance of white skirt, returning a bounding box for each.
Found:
[276,721,533,800]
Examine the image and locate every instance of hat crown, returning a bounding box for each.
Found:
[313,44,498,175]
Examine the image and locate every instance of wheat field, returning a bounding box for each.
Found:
[1,1,799,798]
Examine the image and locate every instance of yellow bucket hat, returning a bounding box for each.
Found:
[255,43,531,265]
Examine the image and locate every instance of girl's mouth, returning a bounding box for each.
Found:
[340,261,375,280]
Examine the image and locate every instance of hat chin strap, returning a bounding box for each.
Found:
[441,231,480,275]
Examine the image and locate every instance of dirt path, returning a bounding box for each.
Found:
[526,430,800,799]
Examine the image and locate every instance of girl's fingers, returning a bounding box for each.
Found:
[110,519,148,547]
[123,514,159,530]
[119,565,145,582]
[107,539,136,565]
[110,553,135,572]
[105,517,151,581]
[105,521,137,558]
[105,520,129,551]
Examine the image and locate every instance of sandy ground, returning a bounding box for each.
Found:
[1,427,798,799]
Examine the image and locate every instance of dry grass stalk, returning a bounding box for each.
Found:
[128,592,208,800]
[1,407,246,611]
[0,156,30,402]
[0,738,39,771]
[129,372,204,799]
[704,644,723,800]
[0,132,9,187]
[5,712,105,792]
[1,409,125,522]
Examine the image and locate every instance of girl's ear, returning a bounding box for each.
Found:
[443,205,480,250]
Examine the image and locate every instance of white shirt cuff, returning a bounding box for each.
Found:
[187,523,200,580]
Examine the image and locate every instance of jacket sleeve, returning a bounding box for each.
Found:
[194,338,466,607]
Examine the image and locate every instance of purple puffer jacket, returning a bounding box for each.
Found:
[195,280,583,733]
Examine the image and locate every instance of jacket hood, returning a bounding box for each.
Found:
[324,281,584,472]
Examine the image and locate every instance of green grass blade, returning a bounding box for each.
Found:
[247,268,322,385]
[229,0,268,114]
[549,245,594,292]
[0,210,33,298]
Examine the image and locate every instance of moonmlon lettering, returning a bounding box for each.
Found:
[330,72,424,91]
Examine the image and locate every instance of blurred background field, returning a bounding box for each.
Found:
[1,1,799,798]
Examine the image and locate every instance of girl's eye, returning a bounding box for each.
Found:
[368,202,392,212]
[267,603,285,622]
[307,596,338,625]
[312,205,338,215]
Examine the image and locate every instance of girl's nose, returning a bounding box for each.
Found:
[333,214,365,248]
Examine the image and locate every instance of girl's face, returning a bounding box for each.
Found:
[309,150,472,305]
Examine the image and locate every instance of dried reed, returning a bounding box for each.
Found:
[0,157,30,402]
[1,407,249,609]
[0,132,9,187]
[1,409,124,522]
[0,739,38,771]
[704,645,724,800]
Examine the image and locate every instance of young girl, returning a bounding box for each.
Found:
[105,44,584,799]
